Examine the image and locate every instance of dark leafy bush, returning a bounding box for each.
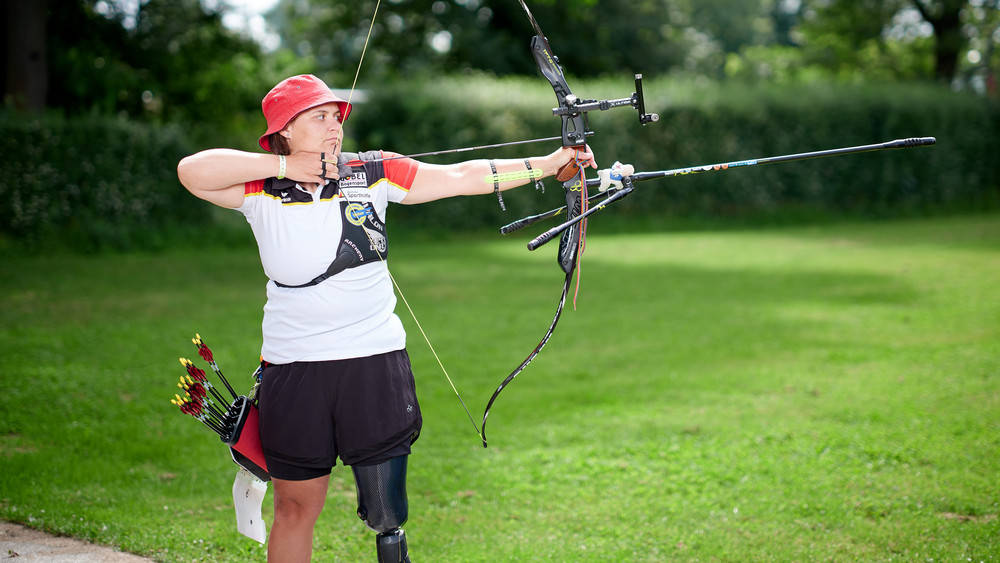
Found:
[0,113,208,252]
[2,77,997,254]
[350,76,1000,231]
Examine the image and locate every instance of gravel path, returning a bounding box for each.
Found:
[1,521,154,562]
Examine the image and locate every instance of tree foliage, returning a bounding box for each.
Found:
[265,0,822,82]
[41,0,309,143]
[264,0,996,90]
[3,0,996,136]
[268,0,692,82]
[727,0,998,89]
[9,0,995,129]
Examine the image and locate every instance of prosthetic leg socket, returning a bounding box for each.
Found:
[354,455,411,562]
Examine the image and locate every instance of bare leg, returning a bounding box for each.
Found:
[267,475,330,563]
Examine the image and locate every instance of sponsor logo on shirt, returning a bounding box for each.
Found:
[365,228,387,253]
[339,172,369,189]
[341,189,374,202]
[345,202,372,226]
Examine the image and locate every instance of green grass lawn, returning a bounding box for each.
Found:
[1,214,998,562]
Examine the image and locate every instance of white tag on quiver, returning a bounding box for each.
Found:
[233,467,268,543]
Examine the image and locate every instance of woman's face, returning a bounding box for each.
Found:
[282,102,344,157]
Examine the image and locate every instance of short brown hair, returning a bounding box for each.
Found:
[267,132,291,156]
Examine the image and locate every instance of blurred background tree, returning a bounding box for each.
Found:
[3,0,311,142]
[1,0,997,250]
[4,0,997,123]
[726,0,995,87]
[263,0,996,87]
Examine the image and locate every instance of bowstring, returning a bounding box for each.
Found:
[346,0,485,442]
[345,0,380,108]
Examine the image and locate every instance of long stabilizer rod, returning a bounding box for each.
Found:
[502,137,937,239]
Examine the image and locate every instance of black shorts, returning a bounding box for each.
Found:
[258,349,422,480]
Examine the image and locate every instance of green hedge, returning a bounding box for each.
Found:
[0,113,208,252]
[349,76,1000,230]
[2,78,997,252]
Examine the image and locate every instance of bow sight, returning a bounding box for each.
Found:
[555,74,660,125]
[549,74,661,147]
[519,0,659,182]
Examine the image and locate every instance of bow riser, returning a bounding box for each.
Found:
[557,177,585,274]
[481,0,660,447]
[527,35,588,182]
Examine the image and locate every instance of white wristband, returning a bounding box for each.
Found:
[277,155,286,179]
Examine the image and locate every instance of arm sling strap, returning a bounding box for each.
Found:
[272,151,389,289]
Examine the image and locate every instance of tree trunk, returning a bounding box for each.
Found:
[3,0,48,112]
[911,0,966,84]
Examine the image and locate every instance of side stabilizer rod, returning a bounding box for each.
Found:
[622,137,935,185]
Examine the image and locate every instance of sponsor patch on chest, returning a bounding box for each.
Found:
[339,171,369,190]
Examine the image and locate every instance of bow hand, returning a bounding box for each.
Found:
[548,146,598,177]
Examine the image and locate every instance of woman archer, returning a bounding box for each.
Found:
[177,73,596,563]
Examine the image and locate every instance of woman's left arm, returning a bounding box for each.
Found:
[402,146,597,205]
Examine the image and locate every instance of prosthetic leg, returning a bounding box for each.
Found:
[353,455,411,563]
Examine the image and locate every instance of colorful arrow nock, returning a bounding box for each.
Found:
[193,334,214,363]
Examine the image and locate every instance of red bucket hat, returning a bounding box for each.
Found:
[258,74,353,152]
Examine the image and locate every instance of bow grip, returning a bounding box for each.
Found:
[555,144,587,182]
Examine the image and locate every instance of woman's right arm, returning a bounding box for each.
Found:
[177,149,282,209]
[178,149,336,208]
